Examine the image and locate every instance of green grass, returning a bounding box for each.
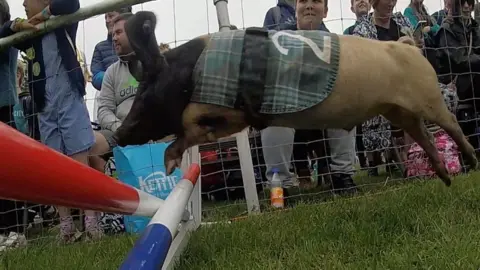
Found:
[2,172,480,270]
[200,167,408,222]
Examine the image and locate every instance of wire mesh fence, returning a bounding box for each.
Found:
[0,0,479,269]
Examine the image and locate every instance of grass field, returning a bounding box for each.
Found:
[2,171,480,270]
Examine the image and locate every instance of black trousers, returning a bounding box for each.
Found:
[292,129,330,174]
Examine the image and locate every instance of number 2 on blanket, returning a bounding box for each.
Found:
[271,31,332,64]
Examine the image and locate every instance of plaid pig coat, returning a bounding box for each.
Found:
[190,28,341,116]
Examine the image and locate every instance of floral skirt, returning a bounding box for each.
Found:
[406,129,461,179]
[362,116,391,152]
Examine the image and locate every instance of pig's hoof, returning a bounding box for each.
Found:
[166,159,176,175]
[165,157,183,175]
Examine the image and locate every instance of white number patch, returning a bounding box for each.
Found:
[271,31,332,64]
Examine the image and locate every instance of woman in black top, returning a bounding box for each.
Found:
[352,0,415,177]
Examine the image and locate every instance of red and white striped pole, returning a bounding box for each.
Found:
[120,163,201,270]
[0,122,185,218]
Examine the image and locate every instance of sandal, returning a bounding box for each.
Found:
[84,215,104,241]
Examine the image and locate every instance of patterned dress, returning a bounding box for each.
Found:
[352,12,413,152]
[405,83,462,178]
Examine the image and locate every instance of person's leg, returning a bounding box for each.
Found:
[355,125,368,169]
[305,129,331,186]
[363,117,392,177]
[70,150,102,239]
[292,130,312,185]
[37,106,79,242]
[60,93,100,240]
[261,127,297,188]
[0,199,22,235]
[0,105,25,240]
[386,124,404,175]
[0,105,16,128]
[326,128,358,194]
[362,120,378,176]
[89,131,114,173]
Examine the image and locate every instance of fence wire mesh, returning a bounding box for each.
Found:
[0,0,478,269]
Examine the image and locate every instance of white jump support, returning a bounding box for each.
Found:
[186,146,202,228]
[235,129,261,214]
[162,146,201,270]
[213,0,260,215]
[0,0,156,51]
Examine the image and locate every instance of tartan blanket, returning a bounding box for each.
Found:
[191,29,340,114]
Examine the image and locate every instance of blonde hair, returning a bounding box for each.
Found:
[76,48,92,85]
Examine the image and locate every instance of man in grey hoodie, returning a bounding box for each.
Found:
[89,12,138,172]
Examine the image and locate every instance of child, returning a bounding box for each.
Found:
[0,0,101,243]
[13,59,29,135]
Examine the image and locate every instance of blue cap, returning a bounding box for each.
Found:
[272,167,279,174]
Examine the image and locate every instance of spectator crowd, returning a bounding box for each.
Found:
[0,0,478,251]
[261,0,480,198]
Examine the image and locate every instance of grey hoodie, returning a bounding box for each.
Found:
[97,60,138,132]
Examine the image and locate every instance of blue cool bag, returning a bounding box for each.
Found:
[113,142,183,234]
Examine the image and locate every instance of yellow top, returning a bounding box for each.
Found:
[76,48,92,84]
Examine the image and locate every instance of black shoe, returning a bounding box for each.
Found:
[331,173,358,196]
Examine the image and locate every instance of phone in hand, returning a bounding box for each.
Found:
[413,20,428,39]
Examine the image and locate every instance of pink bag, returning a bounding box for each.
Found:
[406,129,461,179]
[404,33,470,179]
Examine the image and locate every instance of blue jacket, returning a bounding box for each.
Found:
[263,0,296,30]
[90,35,118,90]
[0,0,84,113]
[0,46,18,108]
